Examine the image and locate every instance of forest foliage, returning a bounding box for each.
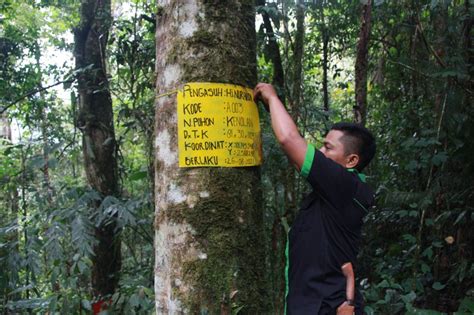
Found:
[0,0,473,314]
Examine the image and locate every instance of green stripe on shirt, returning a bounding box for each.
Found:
[300,144,315,178]
[347,168,367,183]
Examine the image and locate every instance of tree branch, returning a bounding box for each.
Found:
[1,79,75,114]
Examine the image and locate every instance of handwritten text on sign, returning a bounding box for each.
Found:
[177,82,262,167]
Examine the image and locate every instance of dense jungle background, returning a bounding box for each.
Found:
[0,0,473,314]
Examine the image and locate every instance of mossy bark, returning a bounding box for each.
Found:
[154,0,268,313]
[73,0,121,297]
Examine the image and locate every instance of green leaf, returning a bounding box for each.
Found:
[432,152,448,166]
[432,282,445,290]
[29,156,46,169]
[397,210,408,217]
[129,293,140,307]
[78,260,87,274]
[364,306,375,315]
[376,279,390,288]
[8,284,35,295]
[421,263,431,274]
[401,291,417,304]
[422,247,433,259]
[129,171,147,181]
[408,308,442,314]
[403,234,417,244]
[6,298,49,310]
[81,300,92,311]
[457,297,474,312]
[454,211,466,225]
[232,304,245,315]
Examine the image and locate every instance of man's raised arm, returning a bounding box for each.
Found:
[253,83,307,171]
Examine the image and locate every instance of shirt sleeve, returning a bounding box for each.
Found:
[300,144,358,209]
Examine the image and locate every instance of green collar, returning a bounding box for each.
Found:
[347,168,366,183]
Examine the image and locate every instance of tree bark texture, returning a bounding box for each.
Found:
[285,0,305,256]
[463,0,473,82]
[34,51,54,204]
[73,0,121,298]
[432,2,448,118]
[154,1,267,313]
[0,111,21,304]
[322,28,329,112]
[258,1,285,100]
[291,0,305,118]
[0,110,11,140]
[354,0,372,125]
[462,0,473,111]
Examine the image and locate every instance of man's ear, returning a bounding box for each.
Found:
[345,154,359,169]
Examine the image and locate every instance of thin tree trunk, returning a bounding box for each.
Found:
[292,0,305,118]
[0,110,21,308]
[257,5,288,312]
[0,111,12,140]
[285,0,305,240]
[322,22,329,112]
[410,0,419,101]
[34,50,54,204]
[258,0,285,100]
[354,0,372,125]
[462,0,473,92]
[432,2,448,118]
[73,0,121,298]
[154,1,267,313]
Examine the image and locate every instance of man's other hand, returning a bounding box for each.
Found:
[337,301,355,315]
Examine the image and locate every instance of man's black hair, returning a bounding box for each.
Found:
[330,122,376,171]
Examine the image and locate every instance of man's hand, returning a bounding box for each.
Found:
[336,301,355,315]
[253,83,279,112]
[252,82,307,170]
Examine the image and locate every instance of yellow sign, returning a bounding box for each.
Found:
[177,82,262,167]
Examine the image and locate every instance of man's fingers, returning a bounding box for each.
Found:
[253,83,275,112]
[253,87,260,102]
[253,84,263,101]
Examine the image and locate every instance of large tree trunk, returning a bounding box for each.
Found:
[354,0,372,125]
[154,1,267,313]
[73,0,121,298]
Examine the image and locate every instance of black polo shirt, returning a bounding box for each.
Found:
[285,144,374,314]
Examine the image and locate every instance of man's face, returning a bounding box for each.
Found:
[319,130,351,168]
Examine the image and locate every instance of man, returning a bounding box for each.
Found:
[254,83,376,315]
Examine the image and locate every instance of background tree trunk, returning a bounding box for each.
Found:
[354,0,372,125]
[322,20,329,113]
[154,1,267,313]
[291,0,305,118]
[73,0,121,298]
[258,0,285,100]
